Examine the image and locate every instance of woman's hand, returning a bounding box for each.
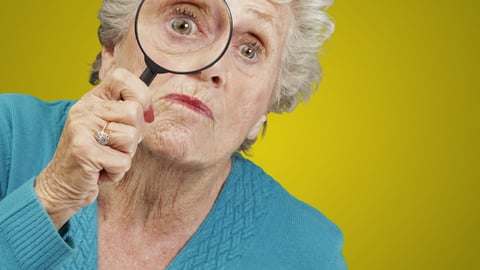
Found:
[34,68,153,229]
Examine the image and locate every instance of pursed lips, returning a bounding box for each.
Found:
[162,94,215,121]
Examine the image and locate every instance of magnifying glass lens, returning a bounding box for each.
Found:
[136,0,232,77]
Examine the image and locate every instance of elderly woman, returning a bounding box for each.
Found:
[0,0,345,269]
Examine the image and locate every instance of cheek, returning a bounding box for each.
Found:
[222,86,272,137]
[229,60,280,111]
[232,82,275,113]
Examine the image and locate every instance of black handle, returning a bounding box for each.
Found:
[140,67,156,86]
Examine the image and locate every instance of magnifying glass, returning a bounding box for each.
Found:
[135,0,233,86]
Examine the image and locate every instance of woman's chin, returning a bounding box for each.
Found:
[141,132,188,162]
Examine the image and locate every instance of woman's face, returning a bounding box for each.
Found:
[103,0,291,167]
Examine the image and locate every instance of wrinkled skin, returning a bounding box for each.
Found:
[35,0,291,237]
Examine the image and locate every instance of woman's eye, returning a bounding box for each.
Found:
[240,45,257,59]
[170,7,200,35]
[171,18,196,35]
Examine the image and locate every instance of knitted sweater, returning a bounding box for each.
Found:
[0,94,346,269]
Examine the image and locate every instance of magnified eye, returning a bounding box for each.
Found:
[171,17,197,35]
[240,44,257,59]
[170,7,200,36]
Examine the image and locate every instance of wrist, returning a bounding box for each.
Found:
[34,169,86,229]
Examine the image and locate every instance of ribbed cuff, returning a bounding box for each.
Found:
[0,177,75,269]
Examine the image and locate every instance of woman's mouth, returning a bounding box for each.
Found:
[163,94,214,121]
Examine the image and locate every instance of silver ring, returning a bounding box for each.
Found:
[95,122,110,146]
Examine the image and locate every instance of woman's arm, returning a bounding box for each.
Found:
[0,98,75,269]
[0,178,75,269]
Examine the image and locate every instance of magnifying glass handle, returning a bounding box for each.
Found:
[140,67,156,86]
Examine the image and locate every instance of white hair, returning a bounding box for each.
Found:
[89,0,334,150]
[271,0,334,113]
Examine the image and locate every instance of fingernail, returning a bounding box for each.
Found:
[144,105,155,123]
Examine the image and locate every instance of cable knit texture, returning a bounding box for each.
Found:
[166,155,272,269]
[0,94,346,269]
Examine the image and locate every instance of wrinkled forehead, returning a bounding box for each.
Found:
[228,0,292,34]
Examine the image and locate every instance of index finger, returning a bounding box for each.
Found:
[93,68,154,122]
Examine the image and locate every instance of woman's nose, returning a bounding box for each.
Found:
[196,56,230,88]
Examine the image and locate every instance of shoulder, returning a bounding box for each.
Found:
[232,155,346,269]
[277,188,344,250]
[231,154,342,237]
[0,93,75,140]
[0,93,75,118]
[265,183,345,268]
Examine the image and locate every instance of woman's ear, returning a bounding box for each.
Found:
[99,46,115,80]
[247,114,267,140]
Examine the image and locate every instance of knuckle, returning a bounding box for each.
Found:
[129,145,138,158]
[110,68,128,81]
[122,101,144,124]
[125,129,138,145]
[69,135,89,156]
[117,155,132,172]
[128,101,144,117]
[70,142,93,165]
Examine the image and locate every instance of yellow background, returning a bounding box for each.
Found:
[1,1,478,269]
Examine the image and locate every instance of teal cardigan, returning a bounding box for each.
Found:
[0,94,346,269]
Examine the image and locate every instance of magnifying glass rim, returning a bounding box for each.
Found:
[134,0,233,75]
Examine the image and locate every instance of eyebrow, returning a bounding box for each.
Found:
[245,6,286,41]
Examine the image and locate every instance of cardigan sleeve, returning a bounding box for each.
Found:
[0,178,75,269]
[0,94,76,269]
